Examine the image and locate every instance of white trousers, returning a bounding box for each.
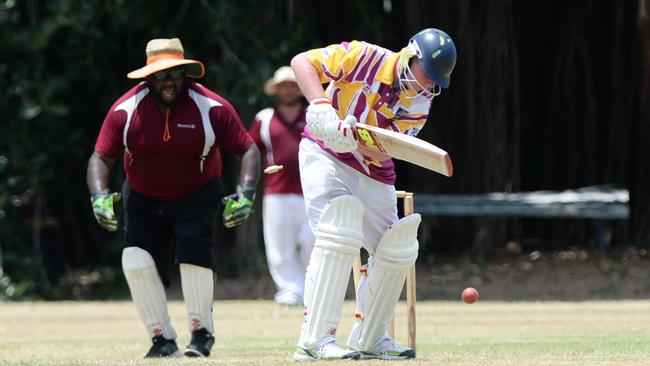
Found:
[263,193,314,301]
[299,139,399,253]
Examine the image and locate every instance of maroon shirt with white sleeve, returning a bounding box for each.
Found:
[94,81,253,200]
[249,107,306,195]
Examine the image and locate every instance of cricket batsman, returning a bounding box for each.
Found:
[290,28,457,360]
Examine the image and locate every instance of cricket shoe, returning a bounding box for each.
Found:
[184,328,215,357]
[275,292,303,307]
[294,336,361,361]
[144,336,182,358]
[359,336,415,360]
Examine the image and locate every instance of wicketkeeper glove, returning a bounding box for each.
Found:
[306,98,339,140]
[90,191,121,232]
[222,186,256,228]
[322,115,359,153]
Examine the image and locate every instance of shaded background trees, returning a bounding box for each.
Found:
[0,0,648,299]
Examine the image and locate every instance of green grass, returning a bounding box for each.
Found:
[1,300,650,365]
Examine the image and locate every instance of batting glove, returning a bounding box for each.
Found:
[306,98,339,140]
[322,115,359,153]
[90,191,121,232]
[222,186,256,228]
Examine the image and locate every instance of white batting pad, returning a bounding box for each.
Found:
[299,196,364,349]
[180,263,215,334]
[347,214,420,351]
[122,246,177,340]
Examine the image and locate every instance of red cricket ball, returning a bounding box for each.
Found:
[461,287,479,304]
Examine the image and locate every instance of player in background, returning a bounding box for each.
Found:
[86,38,260,358]
[249,66,315,307]
[290,28,457,360]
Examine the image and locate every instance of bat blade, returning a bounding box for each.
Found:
[355,123,453,177]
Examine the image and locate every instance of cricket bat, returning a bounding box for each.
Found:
[355,123,453,177]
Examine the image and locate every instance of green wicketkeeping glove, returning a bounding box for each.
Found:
[90,191,122,232]
[222,187,256,228]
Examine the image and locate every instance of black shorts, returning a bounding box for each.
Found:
[122,178,223,287]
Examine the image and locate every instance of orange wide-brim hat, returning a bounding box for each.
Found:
[127,38,205,80]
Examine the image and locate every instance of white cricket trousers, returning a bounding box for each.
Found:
[263,193,314,301]
[299,139,399,253]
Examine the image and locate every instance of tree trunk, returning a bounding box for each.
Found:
[632,0,650,245]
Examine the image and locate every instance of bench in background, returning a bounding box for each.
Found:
[412,185,629,248]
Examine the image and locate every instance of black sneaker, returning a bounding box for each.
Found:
[145,336,182,358]
[184,328,215,357]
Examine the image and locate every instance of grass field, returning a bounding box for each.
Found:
[1,300,650,365]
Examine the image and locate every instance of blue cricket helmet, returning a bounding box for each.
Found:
[408,28,457,88]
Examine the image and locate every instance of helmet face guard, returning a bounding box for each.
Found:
[398,28,457,100]
[396,55,442,101]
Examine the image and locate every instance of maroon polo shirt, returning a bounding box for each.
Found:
[95,82,253,200]
[249,106,306,195]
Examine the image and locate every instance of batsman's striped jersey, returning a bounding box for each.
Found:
[304,41,433,184]
[307,41,430,136]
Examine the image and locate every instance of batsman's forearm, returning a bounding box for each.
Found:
[291,52,327,102]
[239,143,261,189]
[86,151,117,195]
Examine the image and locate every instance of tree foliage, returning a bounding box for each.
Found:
[0,0,647,298]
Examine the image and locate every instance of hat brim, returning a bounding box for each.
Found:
[264,79,298,96]
[127,59,205,79]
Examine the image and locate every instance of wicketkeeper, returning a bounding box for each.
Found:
[86,38,260,358]
[290,28,457,360]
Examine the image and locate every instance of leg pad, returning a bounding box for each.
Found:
[299,196,364,348]
[122,246,177,340]
[348,215,420,351]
